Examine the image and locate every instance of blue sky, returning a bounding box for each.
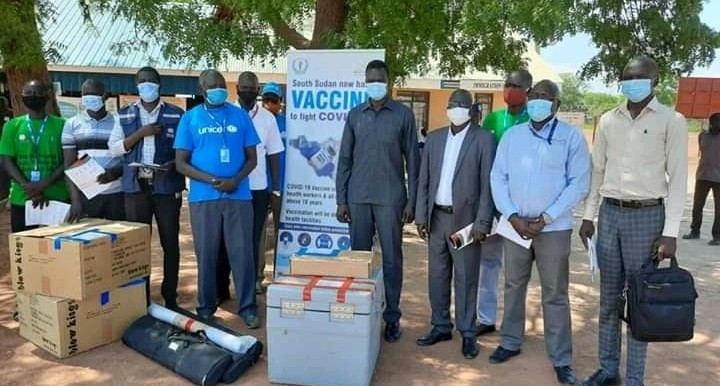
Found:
[542,1,720,92]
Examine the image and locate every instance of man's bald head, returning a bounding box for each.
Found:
[22,80,48,97]
[237,72,259,90]
[449,89,473,108]
[530,80,560,100]
[505,69,533,91]
[622,56,659,85]
[199,69,226,91]
[81,79,106,97]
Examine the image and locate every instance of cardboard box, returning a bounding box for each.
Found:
[9,219,151,300]
[290,249,380,279]
[16,281,147,358]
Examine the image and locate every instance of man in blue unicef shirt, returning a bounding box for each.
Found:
[174,69,261,327]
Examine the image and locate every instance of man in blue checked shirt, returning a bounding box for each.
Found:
[488,80,591,385]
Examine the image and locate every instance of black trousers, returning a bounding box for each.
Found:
[82,192,126,220]
[690,179,720,239]
[10,204,39,233]
[125,186,182,307]
[217,189,269,297]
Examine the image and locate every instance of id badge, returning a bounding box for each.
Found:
[220,148,230,163]
[30,170,41,182]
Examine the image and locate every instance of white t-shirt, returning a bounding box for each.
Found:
[243,103,285,190]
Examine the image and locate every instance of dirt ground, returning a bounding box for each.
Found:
[0,133,718,386]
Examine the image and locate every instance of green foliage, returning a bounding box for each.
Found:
[558,73,588,112]
[655,76,679,107]
[584,92,623,119]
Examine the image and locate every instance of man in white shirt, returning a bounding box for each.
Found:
[579,56,689,386]
[217,71,285,299]
[414,89,496,359]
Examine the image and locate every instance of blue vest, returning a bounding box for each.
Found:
[118,102,185,194]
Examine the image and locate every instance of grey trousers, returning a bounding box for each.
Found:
[349,203,404,323]
[501,230,573,367]
[428,210,481,338]
[190,199,255,318]
[596,201,664,386]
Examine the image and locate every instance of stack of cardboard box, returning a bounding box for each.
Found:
[9,219,151,358]
[267,247,385,386]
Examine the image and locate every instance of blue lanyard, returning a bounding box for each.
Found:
[529,118,558,145]
[202,104,228,146]
[25,115,47,170]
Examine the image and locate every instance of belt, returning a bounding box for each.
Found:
[604,197,663,209]
[434,204,453,214]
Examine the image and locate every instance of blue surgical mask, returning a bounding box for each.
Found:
[81,95,104,112]
[206,88,228,106]
[366,82,388,101]
[137,82,160,103]
[527,99,554,122]
[620,79,653,103]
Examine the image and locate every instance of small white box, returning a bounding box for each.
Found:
[267,270,384,386]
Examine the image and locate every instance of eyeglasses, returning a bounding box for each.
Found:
[504,82,523,89]
[447,101,471,109]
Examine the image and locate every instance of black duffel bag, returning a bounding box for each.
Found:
[620,256,698,342]
[122,315,234,386]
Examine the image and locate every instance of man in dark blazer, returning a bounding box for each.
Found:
[415,89,496,359]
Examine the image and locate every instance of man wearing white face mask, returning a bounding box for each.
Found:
[62,78,125,221]
[415,89,496,359]
[336,59,420,343]
[489,80,590,385]
[108,66,186,309]
[579,57,688,386]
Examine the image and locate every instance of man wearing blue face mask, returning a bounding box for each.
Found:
[109,66,186,309]
[175,69,260,325]
[579,57,688,386]
[62,79,125,222]
[336,59,420,343]
[489,80,590,385]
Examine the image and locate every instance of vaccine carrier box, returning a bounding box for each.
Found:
[267,269,384,386]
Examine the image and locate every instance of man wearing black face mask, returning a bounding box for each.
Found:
[62,79,125,222]
[216,71,284,300]
[0,80,69,232]
[684,112,720,245]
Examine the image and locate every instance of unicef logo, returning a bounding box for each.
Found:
[226,125,238,133]
[19,134,26,141]
[292,58,309,75]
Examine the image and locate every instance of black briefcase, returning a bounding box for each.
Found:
[620,257,698,342]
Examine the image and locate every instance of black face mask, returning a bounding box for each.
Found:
[238,91,257,107]
[22,95,47,111]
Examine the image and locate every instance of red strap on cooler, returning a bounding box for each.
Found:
[336,277,354,303]
[303,276,322,301]
[184,318,195,331]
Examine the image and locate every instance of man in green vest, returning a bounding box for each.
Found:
[475,69,533,336]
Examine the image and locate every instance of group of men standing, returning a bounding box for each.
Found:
[0,67,288,330]
[336,56,687,386]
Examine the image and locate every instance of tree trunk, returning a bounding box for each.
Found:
[0,0,59,117]
[309,0,348,48]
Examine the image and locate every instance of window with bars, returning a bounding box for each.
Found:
[474,93,494,118]
[396,91,429,136]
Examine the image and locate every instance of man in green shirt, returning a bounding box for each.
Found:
[474,69,533,336]
[0,80,69,232]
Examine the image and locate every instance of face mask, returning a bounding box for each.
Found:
[366,82,388,101]
[81,95,104,112]
[238,91,258,107]
[503,88,527,106]
[526,99,554,122]
[205,88,228,106]
[620,79,653,103]
[137,82,160,103]
[446,107,470,126]
[22,96,47,111]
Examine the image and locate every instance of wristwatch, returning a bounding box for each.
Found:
[272,190,281,197]
[542,212,553,225]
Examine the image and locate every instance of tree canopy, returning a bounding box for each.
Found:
[83,0,719,84]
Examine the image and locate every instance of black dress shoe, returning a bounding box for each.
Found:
[384,321,402,343]
[475,323,496,336]
[554,366,577,385]
[416,329,452,346]
[488,346,521,364]
[580,369,621,386]
[462,338,479,359]
[682,232,700,240]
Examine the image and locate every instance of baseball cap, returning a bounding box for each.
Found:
[262,82,282,98]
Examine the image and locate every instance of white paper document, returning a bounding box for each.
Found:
[64,157,119,199]
[587,236,598,281]
[129,161,172,171]
[496,216,533,249]
[24,200,71,226]
[450,223,474,250]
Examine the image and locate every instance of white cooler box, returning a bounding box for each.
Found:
[267,269,384,386]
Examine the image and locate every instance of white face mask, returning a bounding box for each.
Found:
[446,107,470,126]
